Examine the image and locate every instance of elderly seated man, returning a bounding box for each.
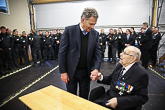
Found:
[90,46,149,110]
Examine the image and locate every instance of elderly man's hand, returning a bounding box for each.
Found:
[106,97,118,109]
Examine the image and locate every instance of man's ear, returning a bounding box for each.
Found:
[81,17,85,23]
[131,56,136,63]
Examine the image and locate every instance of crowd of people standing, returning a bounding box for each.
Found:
[0,26,62,75]
[99,22,162,69]
[0,22,162,75]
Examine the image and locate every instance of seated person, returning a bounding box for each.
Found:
[90,46,149,110]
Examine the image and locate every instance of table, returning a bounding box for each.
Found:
[19,85,109,110]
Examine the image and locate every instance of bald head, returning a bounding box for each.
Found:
[119,46,141,67]
[126,46,141,61]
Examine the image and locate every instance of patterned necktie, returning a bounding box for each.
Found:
[83,30,86,35]
[118,68,125,80]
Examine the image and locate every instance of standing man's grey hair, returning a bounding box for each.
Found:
[81,7,98,19]
[143,22,149,27]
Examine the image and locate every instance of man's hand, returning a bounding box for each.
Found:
[0,48,2,51]
[106,97,118,109]
[56,41,60,44]
[90,69,99,81]
[100,43,103,46]
[61,73,69,84]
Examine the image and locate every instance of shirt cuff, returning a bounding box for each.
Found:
[99,75,103,81]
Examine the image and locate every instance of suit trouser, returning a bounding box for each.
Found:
[118,45,124,58]
[141,49,150,68]
[101,45,106,58]
[112,47,117,61]
[0,50,3,72]
[32,47,42,64]
[150,49,157,66]
[14,47,23,65]
[108,45,112,59]
[2,49,12,69]
[66,69,90,99]
[22,47,29,63]
[55,44,59,59]
[44,46,53,60]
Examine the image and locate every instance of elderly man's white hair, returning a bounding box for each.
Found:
[125,46,141,61]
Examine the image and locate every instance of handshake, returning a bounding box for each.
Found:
[90,69,102,81]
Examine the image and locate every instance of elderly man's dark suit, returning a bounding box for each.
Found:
[94,62,149,110]
[59,24,101,99]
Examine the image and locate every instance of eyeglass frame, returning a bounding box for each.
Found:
[122,51,134,56]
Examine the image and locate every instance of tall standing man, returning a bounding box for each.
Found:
[59,7,102,99]
[141,22,152,69]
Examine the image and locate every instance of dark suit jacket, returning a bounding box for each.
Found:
[141,28,152,50]
[123,34,134,46]
[59,24,102,79]
[97,62,149,110]
[152,32,161,51]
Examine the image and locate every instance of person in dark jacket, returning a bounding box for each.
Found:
[13,29,23,66]
[150,27,161,66]
[39,30,44,60]
[90,46,149,110]
[20,31,29,64]
[43,31,53,61]
[117,28,125,58]
[123,29,134,48]
[31,30,42,66]
[54,29,62,60]
[0,26,13,73]
[99,29,107,60]
[140,22,152,69]
[130,27,137,39]
[49,30,55,60]
[0,26,4,74]
[109,29,118,63]
[107,29,114,61]
[59,8,101,99]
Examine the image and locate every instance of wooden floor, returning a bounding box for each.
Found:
[0,60,165,110]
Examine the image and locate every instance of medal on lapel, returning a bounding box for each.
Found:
[115,80,134,95]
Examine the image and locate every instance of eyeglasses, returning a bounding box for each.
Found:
[122,51,134,56]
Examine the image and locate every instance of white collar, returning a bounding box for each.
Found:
[79,23,88,35]
[154,33,158,36]
[124,62,135,72]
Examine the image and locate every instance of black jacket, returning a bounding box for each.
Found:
[123,34,134,46]
[55,33,62,45]
[20,36,29,48]
[31,34,41,48]
[13,35,21,48]
[59,24,101,79]
[118,32,125,48]
[98,62,149,110]
[109,33,118,48]
[140,28,152,49]
[152,32,161,50]
[0,33,13,49]
[43,36,53,47]
[99,33,107,45]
